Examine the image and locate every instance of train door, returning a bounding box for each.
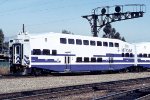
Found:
[64,56,71,72]
[109,54,114,70]
[13,43,22,64]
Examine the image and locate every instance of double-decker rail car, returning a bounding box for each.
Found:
[135,42,150,69]
[9,32,149,75]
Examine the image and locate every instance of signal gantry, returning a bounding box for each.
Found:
[82,4,146,37]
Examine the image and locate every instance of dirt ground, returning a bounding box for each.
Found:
[0,67,10,75]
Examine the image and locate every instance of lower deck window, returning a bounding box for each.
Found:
[97,58,102,62]
[33,49,41,55]
[52,50,57,55]
[84,57,89,62]
[125,53,129,57]
[122,53,124,57]
[76,57,82,62]
[143,54,147,57]
[91,58,96,62]
[43,49,50,55]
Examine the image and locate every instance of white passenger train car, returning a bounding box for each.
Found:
[135,42,150,68]
[9,32,149,75]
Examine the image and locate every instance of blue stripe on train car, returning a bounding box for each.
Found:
[137,64,150,68]
[138,59,150,62]
[31,64,134,72]
[31,57,58,63]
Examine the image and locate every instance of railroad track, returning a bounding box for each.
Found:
[94,85,150,100]
[0,77,150,100]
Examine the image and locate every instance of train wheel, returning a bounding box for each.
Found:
[31,68,42,76]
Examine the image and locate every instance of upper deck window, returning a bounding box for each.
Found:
[60,38,67,44]
[68,39,75,44]
[109,42,114,47]
[90,41,96,46]
[103,42,108,47]
[115,43,119,47]
[97,41,102,46]
[33,49,41,55]
[76,39,82,45]
[83,40,89,45]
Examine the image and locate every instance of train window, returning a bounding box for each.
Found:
[130,53,134,57]
[76,57,82,62]
[148,54,150,58]
[115,43,119,47]
[16,46,20,54]
[43,49,50,55]
[91,58,96,62]
[10,40,13,42]
[9,47,12,54]
[45,38,47,42]
[60,38,67,44]
[76,39,82,45]
[90,41,96,46]
[122,53,124,57]
[52,50,57,55]
[84,57,89,62]
[97,41,102,46]
[103,42,108,47]
[83,40,89,45]
[24,39,29,42]
[125,53,129,57]
[68,39,75,44]
[143,54,147,57]
[97,58,102,62]
[109,42,114,47]
[33,49,41,55]
[138,53,142,57]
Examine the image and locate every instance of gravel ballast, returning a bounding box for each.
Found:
[0,72,150,94]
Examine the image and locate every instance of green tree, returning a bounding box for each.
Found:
[114,32,121,40]
[0,29,4,45]
[121,37,126,42]
[103,24,112,38]
[102,24,126,41]
[62,29,74,34]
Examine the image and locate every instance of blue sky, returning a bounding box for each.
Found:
[0,0,150,42]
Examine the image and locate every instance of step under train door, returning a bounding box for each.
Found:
[13,43,22,65]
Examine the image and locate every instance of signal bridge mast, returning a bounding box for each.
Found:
[82,4,146,37]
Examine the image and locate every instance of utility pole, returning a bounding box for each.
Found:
[82,4,146,37]
[23,24,25,33]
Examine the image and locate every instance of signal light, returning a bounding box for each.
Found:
[101,8,106,14]
[139,12,144,17]
[135,12,139,17]
[131,12,142,18]
[115,6,121,13]
[131,12,135,18]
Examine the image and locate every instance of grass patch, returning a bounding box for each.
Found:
[0,67,10,75]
